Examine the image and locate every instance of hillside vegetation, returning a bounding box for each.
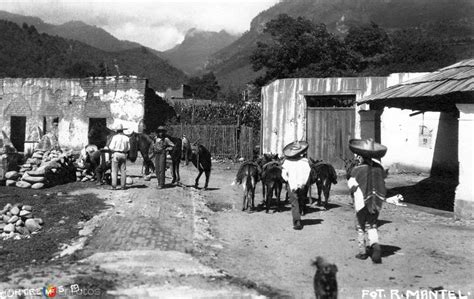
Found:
[207,0,474,89]
[0,21,187,90]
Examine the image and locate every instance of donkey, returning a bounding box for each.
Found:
[261,161,285,213]
[184,141,212,189]
[308,158,338,209]
[255,153,279,201]
[132,132,155,175]
[234,161,261,211]
[256,154,285,213]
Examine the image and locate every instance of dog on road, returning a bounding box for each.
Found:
[312,256,338,299]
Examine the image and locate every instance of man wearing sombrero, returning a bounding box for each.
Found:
[347,138,387,264]
[281,140,311,230]
[149,126,175,189]
[108,124,130,190]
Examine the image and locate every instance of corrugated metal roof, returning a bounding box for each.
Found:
[360,59,474,106]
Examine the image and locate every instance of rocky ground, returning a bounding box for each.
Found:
[0,160,473,298]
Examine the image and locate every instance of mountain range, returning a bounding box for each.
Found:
[0,10,239,79]
[1,0,473,91]
[0,11,142,52]
[206,0,474,89]
[0,19,187,90]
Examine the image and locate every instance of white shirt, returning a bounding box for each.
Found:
[281,158,311,191]
[348,177,365,212]
[108,134,130,153]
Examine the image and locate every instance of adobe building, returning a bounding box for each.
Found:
[0,76,146,152]
[261,59,473,218]
[260,73,425,169]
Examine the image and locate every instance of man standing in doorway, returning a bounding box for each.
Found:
[149,126,175,189]
[108,124,130,190]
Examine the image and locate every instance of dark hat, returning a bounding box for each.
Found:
[283,140,308,158]
[349,138,387,159]
[156,126,167,132]
[114,124,127,132]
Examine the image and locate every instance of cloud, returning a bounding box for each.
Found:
[0,0,279,50]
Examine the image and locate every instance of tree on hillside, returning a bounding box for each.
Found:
[345,22,391,57]
[187,72,221,101]
[344,22,391,71]
[388,28,454,72]
[250,14,356,86]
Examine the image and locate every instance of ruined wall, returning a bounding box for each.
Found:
[0,76,146,151]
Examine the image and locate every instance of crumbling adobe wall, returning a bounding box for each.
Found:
[0,76,146,151]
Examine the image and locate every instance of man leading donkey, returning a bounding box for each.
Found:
[281,140,312,230]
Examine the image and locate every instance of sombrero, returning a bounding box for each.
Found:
[349,138,387,159]
[283,140,308,158]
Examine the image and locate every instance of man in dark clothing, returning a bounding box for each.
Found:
[149,126,175,189]
[347,138,388,264]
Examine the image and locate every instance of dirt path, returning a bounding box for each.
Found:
[201,163,474,298]
[1,161,473,298]
[0,162,268,298]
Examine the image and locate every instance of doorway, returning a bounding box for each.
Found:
[306,95,356,169]
[88,118,107,148]
[10,116,26,152]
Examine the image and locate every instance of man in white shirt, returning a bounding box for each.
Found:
[108,124,130,190]
[281,141,311,230]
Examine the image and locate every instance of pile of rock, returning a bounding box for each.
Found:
[0,203,43,239]
[74,164,95,182]
[5,149,77,189]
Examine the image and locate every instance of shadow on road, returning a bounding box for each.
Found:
[301,219,323,226]
[126,184,148,189]
[381,244,402,258]
[377,219,392,227]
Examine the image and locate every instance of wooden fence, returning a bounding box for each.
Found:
[167,125,255,160]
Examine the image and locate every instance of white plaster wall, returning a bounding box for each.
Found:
[381,108,440,172]
[106,89,144,134]
[58,116,89,150]
[0,77,146,152]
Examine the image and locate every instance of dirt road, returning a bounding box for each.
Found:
[0,160,473,298]
[201,163,474,298]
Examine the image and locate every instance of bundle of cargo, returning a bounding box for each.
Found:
[5,149,77,189]
[0,203,43,239]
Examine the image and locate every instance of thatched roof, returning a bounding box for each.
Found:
[359,59,474,112]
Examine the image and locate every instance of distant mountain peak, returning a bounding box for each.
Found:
[162,29,239,75]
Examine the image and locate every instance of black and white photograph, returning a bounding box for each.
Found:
[0,0,473,298]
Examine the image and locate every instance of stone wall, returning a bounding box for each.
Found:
[0,76,146,151]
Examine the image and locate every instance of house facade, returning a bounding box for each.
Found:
[260,73,429,170]
[0,76,146,152]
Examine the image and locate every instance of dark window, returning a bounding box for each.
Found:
[306,95,355,108]
[88,118,107,148]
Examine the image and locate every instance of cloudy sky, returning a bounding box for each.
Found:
[1,0,279,50]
